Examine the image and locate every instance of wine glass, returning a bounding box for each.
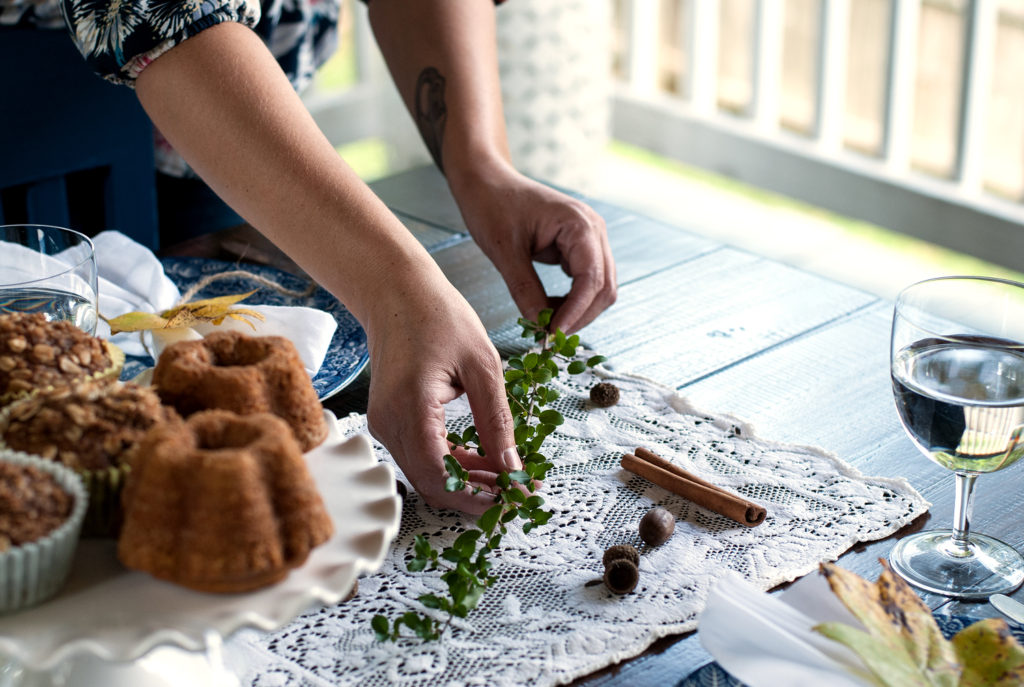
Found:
[0,224,98,334]
[888,276,1024,598]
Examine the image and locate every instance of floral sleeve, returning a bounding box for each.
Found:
[61,0,261,86]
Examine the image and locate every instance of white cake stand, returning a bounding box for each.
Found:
[0,418,400,687]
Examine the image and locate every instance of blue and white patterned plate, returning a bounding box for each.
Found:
[677,614,1024,686]
[118,257,368,400]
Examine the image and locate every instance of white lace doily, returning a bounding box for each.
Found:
[225,367,929,687]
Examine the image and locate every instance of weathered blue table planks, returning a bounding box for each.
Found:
[362,166,1024,686]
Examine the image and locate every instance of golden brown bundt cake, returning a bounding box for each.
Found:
[151,330,327,451]
[118,409,334,593]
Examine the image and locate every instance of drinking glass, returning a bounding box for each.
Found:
[0,224,98,334]
[889,276,1024,598]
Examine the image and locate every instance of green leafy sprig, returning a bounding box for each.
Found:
[372,309,605,641]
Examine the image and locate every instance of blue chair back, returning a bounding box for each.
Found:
[0,27,158,249]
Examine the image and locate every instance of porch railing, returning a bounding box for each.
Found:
[306,0,1024,273]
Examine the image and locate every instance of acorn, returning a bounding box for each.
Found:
[589,382,620,408]
[602,544,640,568]
[639,507,675,546]
[603,558,639,594]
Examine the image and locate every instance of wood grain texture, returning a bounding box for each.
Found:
[579,248,877,387]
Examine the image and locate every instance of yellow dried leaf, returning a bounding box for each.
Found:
[107,290,265,334]
[107,311,170,334]
[815,560,1024,687]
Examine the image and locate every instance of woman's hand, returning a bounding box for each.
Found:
[448,163,617,335]
[363,272,521,514]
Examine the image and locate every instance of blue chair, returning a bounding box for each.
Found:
[0,26,159,249]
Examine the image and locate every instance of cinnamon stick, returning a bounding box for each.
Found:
[620,447,767,527]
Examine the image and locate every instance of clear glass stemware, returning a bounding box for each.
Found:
[888,276,1024,598]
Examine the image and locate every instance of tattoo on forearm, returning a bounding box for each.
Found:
[415,67,447,174]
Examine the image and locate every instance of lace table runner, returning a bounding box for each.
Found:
[226,368,929,687]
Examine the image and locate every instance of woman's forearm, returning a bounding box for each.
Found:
[134,21,442,330]
[367,0,513,184]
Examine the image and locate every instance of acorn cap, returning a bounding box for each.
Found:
[603,559,639,594]
[602,544,639,568]
[589,382,620,408]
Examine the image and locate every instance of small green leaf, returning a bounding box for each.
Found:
[408,557,427,572]
[372,615,391,641]
[539,409,564,425]
[534,367,553,384]
[523,522,535,534]
[501,509,519,523]
[443,454,467,480]
[478,504,502,532]
[506,489,526,504]
[525,495,545,509]
[453,529,483,556]
[509,470,532,484]
[508,357,525,370]
[505,369,525,382]
[496,472,511,489]
[445,476,464,492]
[446,432,463,446]
[586,355,606,367]
[532,510,552,526]
[419,594,443,609]
[514,424,534,444]
[567,360,586,375]
[524,352,539,369]
[537,309,553,328]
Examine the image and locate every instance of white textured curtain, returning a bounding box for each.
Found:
[496,0,611,191]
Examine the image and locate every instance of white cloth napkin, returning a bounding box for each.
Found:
[93,231,337,377]
[697,570,877,687]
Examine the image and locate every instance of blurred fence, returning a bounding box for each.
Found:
[306,0,1024,271]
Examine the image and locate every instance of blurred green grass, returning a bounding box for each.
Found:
[607,140,1024,286]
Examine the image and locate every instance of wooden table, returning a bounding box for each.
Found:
[165,166,1024,686]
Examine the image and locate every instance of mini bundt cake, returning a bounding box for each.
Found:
[118,409,334,593]
[152,330,327,451]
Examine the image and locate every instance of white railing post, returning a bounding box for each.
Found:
[882,0,920,172]
[815,0,850,151]
[751,0,783,130]
[627,0,661,96]
[685,0,719,115]
[956,0,997,194]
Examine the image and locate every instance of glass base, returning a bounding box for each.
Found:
[889,530,1024,599]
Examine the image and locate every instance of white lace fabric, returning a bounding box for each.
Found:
[226,368,929,687]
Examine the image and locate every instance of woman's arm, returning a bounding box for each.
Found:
[367,0,617,334]
[135,21,521,512]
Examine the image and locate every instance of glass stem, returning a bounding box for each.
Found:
[950,471,978,557]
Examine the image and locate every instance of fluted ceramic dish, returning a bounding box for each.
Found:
[0,412,399,672]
